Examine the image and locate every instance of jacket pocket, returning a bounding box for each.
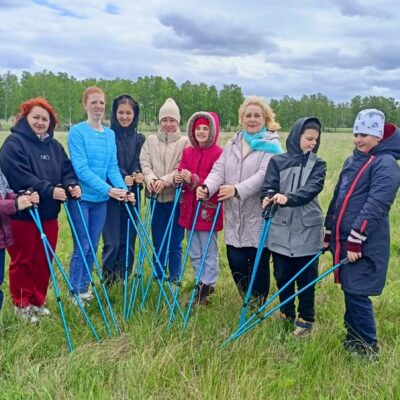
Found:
[303,215,324,227]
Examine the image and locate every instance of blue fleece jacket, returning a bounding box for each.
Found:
[68,121,126,202]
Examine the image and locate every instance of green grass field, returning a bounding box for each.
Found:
[0,130,399,399]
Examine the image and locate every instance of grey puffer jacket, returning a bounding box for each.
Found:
[261,117,326,257]
[205,131,281,248]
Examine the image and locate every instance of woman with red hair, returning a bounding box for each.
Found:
[0,97,80,323]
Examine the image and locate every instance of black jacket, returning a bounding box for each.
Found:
[0,117,76,221]
[110,94,146,178]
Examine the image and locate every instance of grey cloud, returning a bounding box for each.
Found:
[332,0,393,19]
[0,0,28,9]
[0,49,33,68]
[270,44,400,72]
[154,12,278,56]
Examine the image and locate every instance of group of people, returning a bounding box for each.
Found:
[0,88,399,360]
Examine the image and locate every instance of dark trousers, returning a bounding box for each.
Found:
[226,245,270,299]
[151,201,184,281]
[0,248,5,310]
[344,291,377,346]
[272,252,318,322]
[102,200,137,283]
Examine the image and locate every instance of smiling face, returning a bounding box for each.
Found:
[27,106,50,136]
[242,104,266,134]
[300,128,319,153]
[160,117,178,133]
[353,133,381,153]
[84,93,105,122]
[116,103,135,128]
[194,124,210,147]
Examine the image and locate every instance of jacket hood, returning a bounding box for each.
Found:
[286,117,321,155]
[110,94,140,134]
[11,116,54,143]
[186,111,220,148]
[370,123,400,160]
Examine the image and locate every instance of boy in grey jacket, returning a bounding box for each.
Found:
[261,117,326,336]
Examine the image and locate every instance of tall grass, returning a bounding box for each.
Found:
[0,130,399,399]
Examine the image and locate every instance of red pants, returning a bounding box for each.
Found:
[7,219,59,307]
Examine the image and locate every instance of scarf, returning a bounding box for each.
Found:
[243,127,283,154]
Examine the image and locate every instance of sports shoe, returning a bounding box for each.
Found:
[14,305,39,324]
[292,318,313,337]
[344,340,379,361]
[30,305,51,316]
[79,291,94,302]
[279,312,295,324]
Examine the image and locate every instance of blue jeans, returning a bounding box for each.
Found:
[344,291,377,346]
[151,201,184,281]
[68,200,108,294]
[0,248,5,310]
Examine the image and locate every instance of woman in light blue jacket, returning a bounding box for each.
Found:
[68,86,133,302]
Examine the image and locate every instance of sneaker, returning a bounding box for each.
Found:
[30,305,51,316]
[292,318,313,337]
[279,312,295,324]
[344,340,379,361]
[79,291,94,302]
[14,305,39,324]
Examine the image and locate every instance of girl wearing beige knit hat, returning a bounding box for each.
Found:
[139,98,189,281]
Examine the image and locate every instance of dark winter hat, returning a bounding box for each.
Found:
[192,117,209,134]
[353,109,385,138]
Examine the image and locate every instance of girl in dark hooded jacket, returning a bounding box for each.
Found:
[324,109,400,359]
[261,117,326,337]
[101,94,145,285]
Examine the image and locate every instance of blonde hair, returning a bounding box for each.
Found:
[238,96,281,132]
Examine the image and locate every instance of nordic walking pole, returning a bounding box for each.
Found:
[234,249,324,338]
[123,185,133,320]
[237,190,277,329]
[74,194,120,335]
[63,187,113,336]
[221,258,349,347]
[25,193,73,352]
[124,200,185,319]
[167,198,203,326]
[141,186,183,309]
[156,184,183,312]
[183,201,222,332]
[126,193,154,318]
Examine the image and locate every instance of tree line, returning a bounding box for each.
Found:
[0,71,399,131]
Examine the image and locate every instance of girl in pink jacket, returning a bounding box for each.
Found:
[174,112,223,305]
[0,169,37,313]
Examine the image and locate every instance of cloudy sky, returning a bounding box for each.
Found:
[0,0,399,102]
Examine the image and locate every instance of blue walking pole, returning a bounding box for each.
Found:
[237,190,277,329]
[156,184,183,312]
[123,213,130,320]
[124,201,185,319]
[30,203,101,342]
[126,194,153,318]
[167,199,202,326]
[227,249,324,343]
[28,205,73,352]
[221,258,349,348]
[183,201,222,331]
[141,187,182,309]
[64,199,113,336]
[74,199,120,335]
